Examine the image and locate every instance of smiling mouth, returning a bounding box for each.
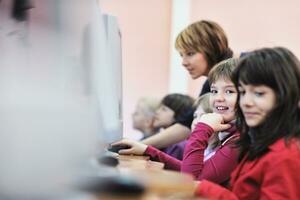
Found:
[214,106,229,114]
[216,106,229,111]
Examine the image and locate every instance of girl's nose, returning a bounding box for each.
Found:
[240,93,254,107]
[215,92,225,102]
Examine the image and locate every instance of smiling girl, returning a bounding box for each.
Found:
[113,58,240,184]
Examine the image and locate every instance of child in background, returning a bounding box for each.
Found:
[113,58,240,184]
[153,93,194,160]
[196,47,300,199]
[191,93,212,131]
[132,97,160,140]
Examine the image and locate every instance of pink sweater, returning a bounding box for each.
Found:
[145,123,239,183]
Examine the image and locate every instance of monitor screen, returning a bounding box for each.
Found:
[0,0,123,198]
[82,14,123,147]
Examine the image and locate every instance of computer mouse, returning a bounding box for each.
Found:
[107,144,131,153]
[98,155,119,167]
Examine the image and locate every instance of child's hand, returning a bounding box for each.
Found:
[111,139,148,155]
[199,113,231,132]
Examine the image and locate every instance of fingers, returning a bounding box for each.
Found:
[118,148,133,155]
[220,123,231,130]
[111,139,130,146]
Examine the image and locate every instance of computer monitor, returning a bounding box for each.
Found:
[0,0,122,198]
[81,13,123,147]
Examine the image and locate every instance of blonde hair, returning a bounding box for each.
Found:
[194,93,212,113]
[137,97,160,118]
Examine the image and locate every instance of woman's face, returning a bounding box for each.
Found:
[179,50,209,79]
[238,83,276,127]
[153,105,175,128]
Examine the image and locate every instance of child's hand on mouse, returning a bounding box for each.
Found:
[111,139,148,155]
[198,113,231,132]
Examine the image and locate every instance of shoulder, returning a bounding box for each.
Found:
[262,139,300,166]
[269,138,300,154]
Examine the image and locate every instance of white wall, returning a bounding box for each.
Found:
[188,0,300,94]
[100,0,172,139]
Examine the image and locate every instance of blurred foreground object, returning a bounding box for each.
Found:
[0,0,122,199]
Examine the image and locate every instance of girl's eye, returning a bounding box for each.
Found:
[225,90,236,94]
[210,89,217,94]
[254,92,265,97]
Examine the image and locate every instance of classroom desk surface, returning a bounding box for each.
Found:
[90,154,203,200]
[117,154,164,170]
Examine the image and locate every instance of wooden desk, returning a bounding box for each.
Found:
[117,154,164,170]
[92,155,200,200]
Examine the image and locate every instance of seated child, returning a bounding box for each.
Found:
[191,93,213,130]
[113,58,240,184]
[132,97,160,140]
[152,93,194,160]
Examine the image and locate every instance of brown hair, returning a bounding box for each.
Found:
[161,93,195,122]
[208,58,239,86]
[175,20,233,70]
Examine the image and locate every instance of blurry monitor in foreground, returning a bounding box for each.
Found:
[82,13,123,147]
[0,0,122,199]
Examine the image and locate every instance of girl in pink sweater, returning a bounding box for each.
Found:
[113,58,240,184]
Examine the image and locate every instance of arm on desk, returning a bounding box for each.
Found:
[141,123,190,149]
[112,139,148,155]
[113,139,181,171]
[145,146,181,171]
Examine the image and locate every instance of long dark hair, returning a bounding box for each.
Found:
[232,47,300,161]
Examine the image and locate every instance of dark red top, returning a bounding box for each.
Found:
[145,122,239,183]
